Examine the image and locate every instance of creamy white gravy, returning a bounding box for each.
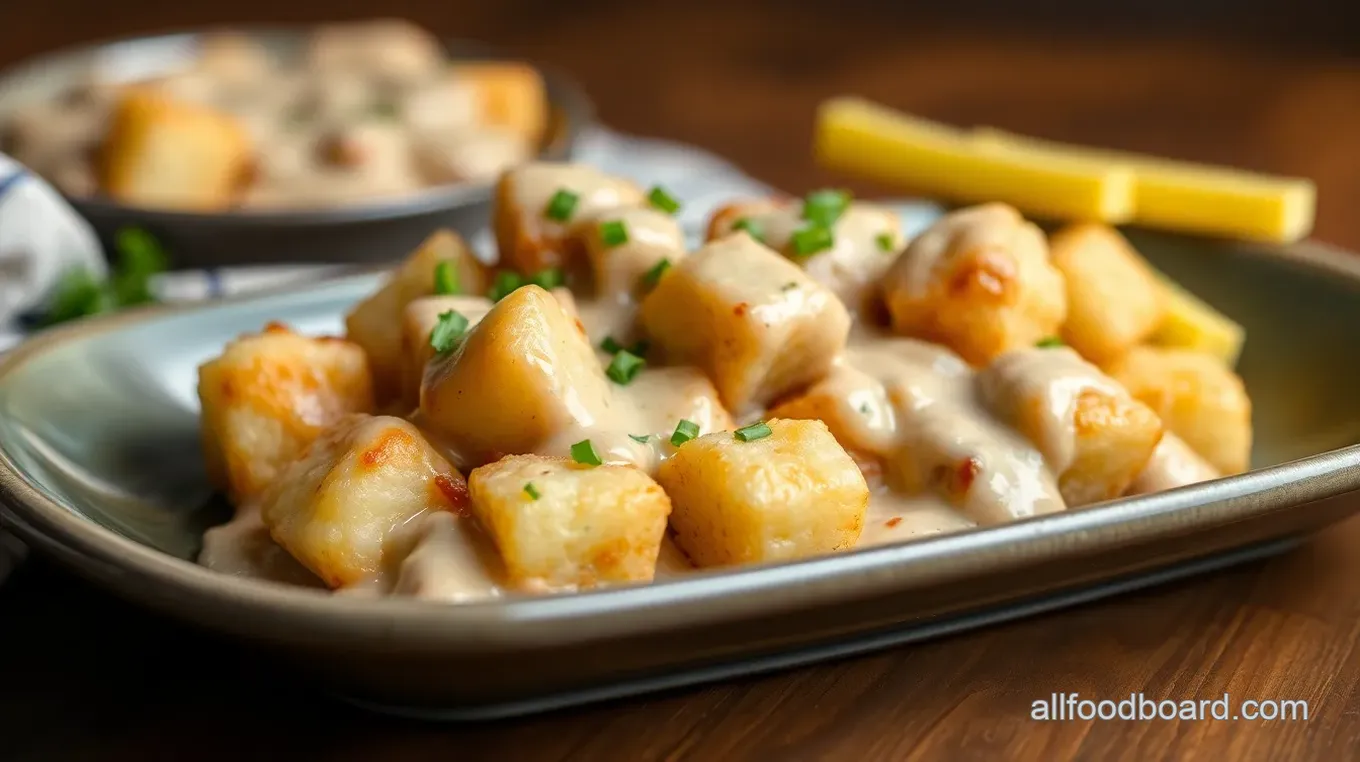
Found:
[198,507,325,588]
[200,192,1218,600]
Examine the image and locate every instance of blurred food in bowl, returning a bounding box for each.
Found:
[0,19,548,213]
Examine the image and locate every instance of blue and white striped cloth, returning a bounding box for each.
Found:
[0,127,943,584]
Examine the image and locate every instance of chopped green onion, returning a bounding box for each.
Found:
[429,310,469,354]
[875,232,896,253]
[487,270,524,302]
[605,350,646,385]
[630,339,650,357]
[545,189,579,222]
[529,267,565,290]
[433,261,460,295]
[629,434,651,444]
[1035,336,1065,348]
[523,482,541,500]
[801,188,851,227]
[640,258,671,289]
[571,439,603,466]
[781,282,799,291]
[733,217,765,244]
[647,185,681,215]
[734,421,772,442]
[600,220,629,247]
[791,226,834,258]
[670,419,700,446]
[600,336,625,354]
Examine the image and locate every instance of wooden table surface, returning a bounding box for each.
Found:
[6,3,1360,760]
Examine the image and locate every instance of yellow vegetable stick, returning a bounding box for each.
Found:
[814,97,1136,223]
[1147,274,1246,367]
[972,127,1316,244]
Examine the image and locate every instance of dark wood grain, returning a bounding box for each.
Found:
[5,3,1360,760]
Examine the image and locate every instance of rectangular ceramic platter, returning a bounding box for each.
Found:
[3,229,1360,717]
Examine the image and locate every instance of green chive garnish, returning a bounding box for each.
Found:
[732,217,765,244]
[433,261,460,295]
[629,434,651,444]
[571,439,603,466]
[734,421,772,442]
[647,185,681,214]
[801,188,851,227]
[875,232,895,253]
[600,220,629,247]
[605,350,646,385]
[529,267,565,290]
[545,189,579,222]
[670,419,700,446]
[429,310,469,354]
[1036,336,1065,348]
[601,336,625,354]
[487,270,524,302]
[791,226,834,258]
[640,258,671,289]
[524,482,541,500]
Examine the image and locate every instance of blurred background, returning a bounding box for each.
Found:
[5,0,1360,244]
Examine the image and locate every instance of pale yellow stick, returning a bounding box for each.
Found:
[814,97,1136,223]
[1147,274,1246,366]
[972,127,1315,244]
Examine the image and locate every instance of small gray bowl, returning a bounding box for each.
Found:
[0,28,594,269]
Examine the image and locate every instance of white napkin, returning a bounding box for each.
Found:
[0,128,943,586]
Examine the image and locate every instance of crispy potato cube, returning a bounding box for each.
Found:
[399,295,494,410]
[768,382,883,476]
[582,206,686,300]
[1127,432,1220,494]
[344,229,489,402]
[420,285,612,467]
[198,323,374,502]
[768,338,973,463]
[451,62,548,146]
[1105,346,1252,474]
[707,199,905,313]
[100,88,251,211]
[468,454,671,590]
[640,233,851,412]
[1050,223,1166,363]
[657,419,868,567]
[259,414,470,588]
[882,203,1067,365]
[493,162,644,275]
[978,346,1163,505]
